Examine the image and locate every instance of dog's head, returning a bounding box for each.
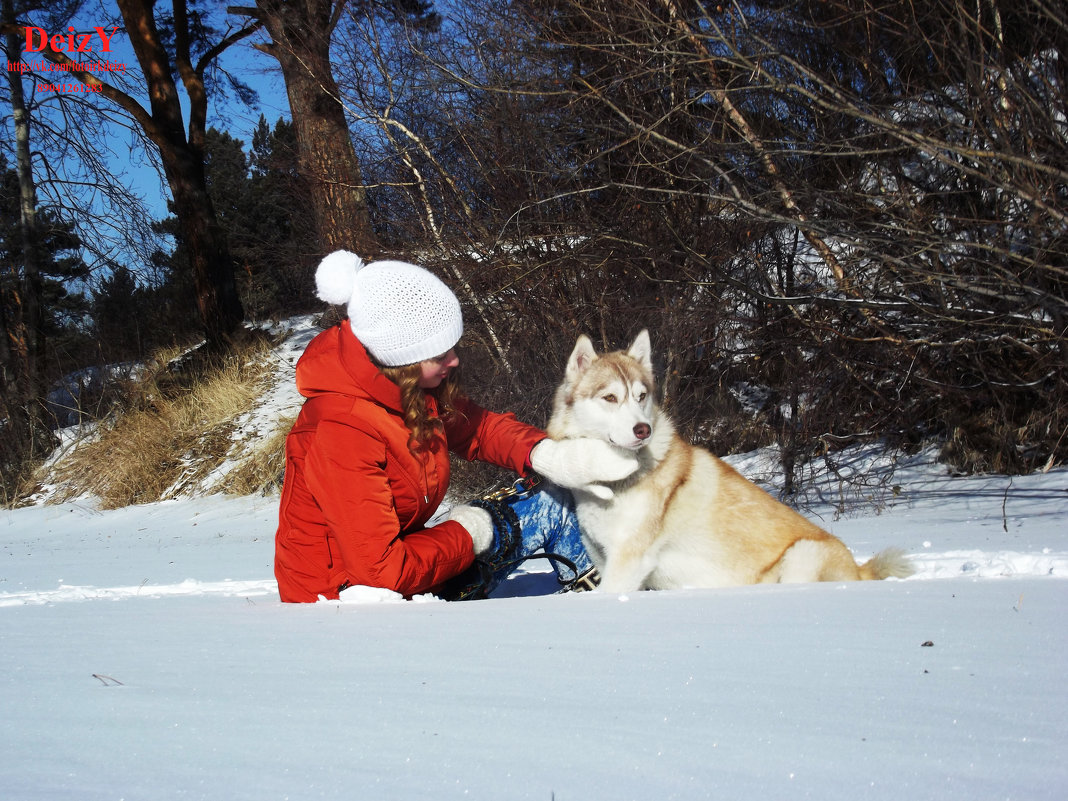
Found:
[548,330,657,450]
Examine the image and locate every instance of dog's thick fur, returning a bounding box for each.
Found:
[546,331,914,592]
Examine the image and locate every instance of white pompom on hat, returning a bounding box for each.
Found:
[314,250,463,366]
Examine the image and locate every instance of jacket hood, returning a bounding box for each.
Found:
[295,320,403,412]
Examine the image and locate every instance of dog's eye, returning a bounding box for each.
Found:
[602,394,618,404]
[637,392,647,403]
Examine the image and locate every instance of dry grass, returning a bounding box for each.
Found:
[45,333,281,509]
[215,414,295,497]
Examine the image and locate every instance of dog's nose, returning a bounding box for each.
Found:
[633,423,651,440]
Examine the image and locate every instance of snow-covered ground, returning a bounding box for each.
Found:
[2,321,1066,800]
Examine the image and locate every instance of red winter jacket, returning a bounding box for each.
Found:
[274,321,546,602]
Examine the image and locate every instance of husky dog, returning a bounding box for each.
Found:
[546,331,914,592]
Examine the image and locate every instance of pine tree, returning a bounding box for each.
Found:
[204,117,317,318]
[0,155,90,493]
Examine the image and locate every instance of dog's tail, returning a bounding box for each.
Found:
[858,547,915,580]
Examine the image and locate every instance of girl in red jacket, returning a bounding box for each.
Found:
[274,251,637,602]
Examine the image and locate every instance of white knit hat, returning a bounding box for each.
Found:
[315,250,463,366]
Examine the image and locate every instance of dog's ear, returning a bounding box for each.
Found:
[627,329,652,371]
[566,335,598,380]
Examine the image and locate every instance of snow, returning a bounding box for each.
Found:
[2,321,1067,799]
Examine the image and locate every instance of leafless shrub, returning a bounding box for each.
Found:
[338,0,1065,479]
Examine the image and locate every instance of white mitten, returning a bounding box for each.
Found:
[529,438,639,500]
[447,504,495,555]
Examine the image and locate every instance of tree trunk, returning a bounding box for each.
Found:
[1,0,41,403]
[161,141,245,347]
[0,0,57,488]
[250,0,378,256]
[119,0,244,347]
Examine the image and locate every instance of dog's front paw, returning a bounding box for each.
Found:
[595,563,647,594]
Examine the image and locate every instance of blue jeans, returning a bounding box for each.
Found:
[480,482,593,596]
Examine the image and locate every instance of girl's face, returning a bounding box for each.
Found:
[417,348,459,389]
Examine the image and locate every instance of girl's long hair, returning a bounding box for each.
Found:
[378,362,464,452]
